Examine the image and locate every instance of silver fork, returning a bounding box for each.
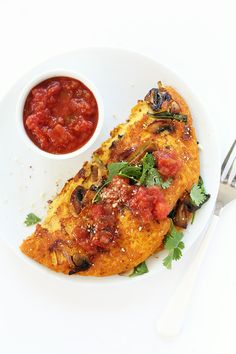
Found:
[157,139,236,337]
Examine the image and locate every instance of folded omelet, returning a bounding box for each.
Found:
[20,84,200,276]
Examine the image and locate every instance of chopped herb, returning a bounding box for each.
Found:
[161,177,173,189]
[190,177,210,207]
[119,165,142,181]
[24,213,41,226]
[130,261,149,277]
[93,152,173,204]
[139,152,156,184]
[198,176,206,193]
[163,222,185,269]
[141,154,173,189]
[191,212,196,224]
[107,162,128,182]
[163,251,174,269]
[148,111,187,123]
[145,167,162,186]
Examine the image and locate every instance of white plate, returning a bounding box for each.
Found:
[0,47,220,284]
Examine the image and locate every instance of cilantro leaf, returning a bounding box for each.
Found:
[191,212,196,224]
[190,184,205,206]
[142,152,156,169]
[24,213,41,226]
[190,185,207,207]
[173,247,183,261]
[107,162,128,182]
[140,153,155,184]
[198,176,206,193]
[130,261,149,277]
[119,165,142,181]
[140,154,173,189]
[164,226,183,250]
[163,251,174,269]
[145,167,162,186]
[178,241,185,250]
[161,177,173,189]
[190,177,210,208]
[163,222,184,269]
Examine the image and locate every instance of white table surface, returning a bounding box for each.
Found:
[0,1,236,353]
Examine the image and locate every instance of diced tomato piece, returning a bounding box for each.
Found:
[153,201,171,220]
[91,230,114,249]
[72,118,93,134]
[47,124,74,147]
[74,203,117,254]
[129,186,170,222]
[153,150,182,178]
[88,204,105,219]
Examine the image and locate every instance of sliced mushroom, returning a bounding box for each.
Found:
[170,101,180,114]
[147,120,175,134]
[161,92,172,102]
[144,88,163,111]
[69,254,92,274]
[173,192,199,228]
[173,201,191,228]
[145,88,172,111]
[70,186,87,214]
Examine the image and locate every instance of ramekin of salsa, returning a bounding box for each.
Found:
[17,71,104,159]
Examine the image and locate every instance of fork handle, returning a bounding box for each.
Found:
[156,215,219,337]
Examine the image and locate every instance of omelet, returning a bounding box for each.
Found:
[20,84,200,276]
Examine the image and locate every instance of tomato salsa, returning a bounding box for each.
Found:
[23,76,98,154]
[73,175,171,255]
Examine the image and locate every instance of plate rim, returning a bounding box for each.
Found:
[0,46,221,285]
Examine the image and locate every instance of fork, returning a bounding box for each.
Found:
[157,139,236,337]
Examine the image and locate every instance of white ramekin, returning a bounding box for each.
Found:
[16,70,104,160]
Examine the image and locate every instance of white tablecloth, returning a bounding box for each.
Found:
[0,1,235,353]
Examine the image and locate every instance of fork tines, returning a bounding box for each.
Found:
[221,139,236,186]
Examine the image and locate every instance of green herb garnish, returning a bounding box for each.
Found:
[145,167,162,186]
[130,261,149,277]
[190,177,210,207]
[161,177,173,189]
[191,212,196,224]
[119,165,142,181]
[93,153,173,203]
[148,111,187,123]
[139,152,156,184]
[163,222,185,269]
[24,213,41,226]
[107,162,128,182]
[141,153,173,189]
